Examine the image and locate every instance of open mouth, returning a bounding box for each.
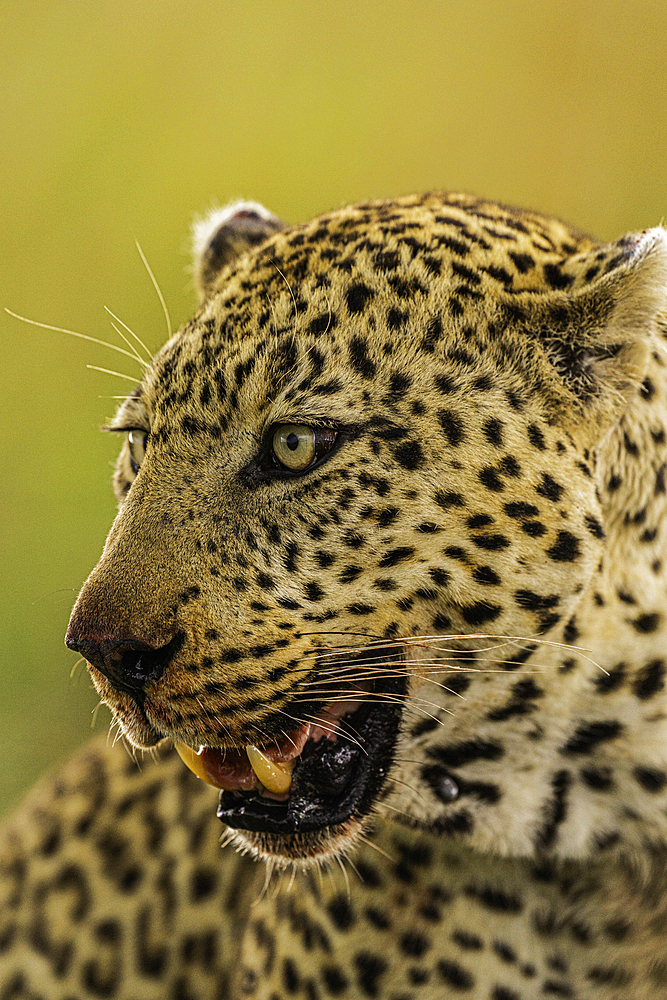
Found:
[175,668,405,835]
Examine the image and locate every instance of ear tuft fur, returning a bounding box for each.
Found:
[537,228,667,437]
[192,201,285,302]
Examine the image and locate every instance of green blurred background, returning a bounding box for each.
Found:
[2,0,667,816]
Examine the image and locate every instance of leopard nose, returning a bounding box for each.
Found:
[65,631,184,698]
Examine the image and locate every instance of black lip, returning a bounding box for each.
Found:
[217,675,405,834]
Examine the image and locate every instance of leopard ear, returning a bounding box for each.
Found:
[532,227,667,439]
[192,201,285,302]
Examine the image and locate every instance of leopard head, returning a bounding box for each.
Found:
[66,194,667,866]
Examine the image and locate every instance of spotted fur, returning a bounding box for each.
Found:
[3,192,667,998]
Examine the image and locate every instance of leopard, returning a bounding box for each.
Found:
[2,190,667,1000]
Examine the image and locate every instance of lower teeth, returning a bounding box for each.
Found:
[246,745,293,794]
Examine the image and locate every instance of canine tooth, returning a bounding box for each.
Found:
[174,742,219,788]
[246,745,293,794]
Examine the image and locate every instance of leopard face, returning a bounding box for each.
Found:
[66,193,667,867]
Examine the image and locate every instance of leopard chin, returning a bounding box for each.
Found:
[223,818,366,869]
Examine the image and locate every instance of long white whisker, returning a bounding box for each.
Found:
[69,655,87,680]
[91,700,105,729]
[109,322,146,368]
[389,776,430,805]
[289,691,452,726]
[274,707,366,752]
[301,657,556,677]
[293,634,601,674]
[299,630,597,661]
[135,240,172,338]
[300,657,550,678]
[270,259,299,319]
[356,832,396,864]
[335,853,351,899]
[86,365,139,382]
[306,659,439,675]
[377,801,421,822]
[298,672,469,700]
[5,309,144,367]
[302,714,367,751]
[104,305,152,362]
[338,848,362,883]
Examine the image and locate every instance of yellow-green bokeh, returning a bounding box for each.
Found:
[2,0,666,815]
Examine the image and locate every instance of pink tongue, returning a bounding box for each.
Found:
[199,723,310,792]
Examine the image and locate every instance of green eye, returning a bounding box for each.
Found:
[128,429,148,474]
[271,424,337,472]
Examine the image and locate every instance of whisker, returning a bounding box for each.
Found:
[356,832,396,864]
[299,666,408,683]
[404,633,600,667]
[286,865,298,893]
[69,655,87,680]
[296,673,467,702]
[388,775,429,805]
[291,632,602,675]
[270,259,299,319]
[298,630,386,641]
[338,849,362,883]
[274,707,366,752]
[253,857,278,903]
[300,657,538,678]
[299,661,463,681]
[5,309,144,367]
[109,321,146,368]
[135,239,172,339]
[305,659,444,677]
[272,339,325,398]
[391,756,439,768]
[104,305,152,363]
[289,691,452,727]
[335,853,351,899]
[377,801,421,823]
[301,714,367,752]
[308,655,410,670]
[91,700,105,729]
[298,629,597,661]
[361,692,451,724]
[86,365,139,382]
[300,657,563,677]
[219,828,237,851]
[127,743,141,769]
[110,720,127,749]
[194,697,232,743]
[277,729,300,754]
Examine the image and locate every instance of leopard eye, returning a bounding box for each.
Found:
[128,429,148,474]
[271,424,336,472]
